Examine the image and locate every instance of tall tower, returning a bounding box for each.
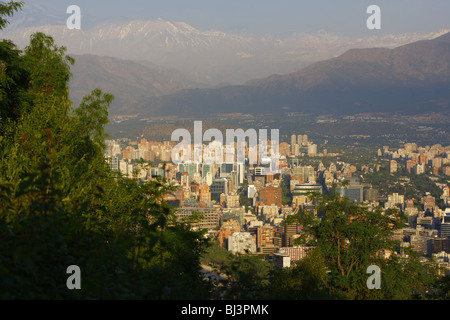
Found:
[441,215,450,238]
[291,135,296,154]
[302,135,308,145]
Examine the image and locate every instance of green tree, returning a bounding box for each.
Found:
[270,248,330,299]
[0,4,212,299]
[220,254,274,300]
[0,1,23,30]
[286,191,440,299]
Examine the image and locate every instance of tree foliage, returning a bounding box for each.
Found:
[0,4,211,299]
[0,1,23,31]
[283,191,442,299]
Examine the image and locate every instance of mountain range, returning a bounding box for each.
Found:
[133,32,450,117]
[1,17,449,118]
[2,18,449,85]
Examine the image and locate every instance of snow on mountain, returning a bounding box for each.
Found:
[1,18,449,85]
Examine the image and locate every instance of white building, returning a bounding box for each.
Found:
[227,232,256,254]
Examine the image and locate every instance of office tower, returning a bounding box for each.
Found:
[179,162,200,179]
[202,164,211,178]
[226,194,240,208]
[423,194,436,213]
[180,172,190,188]
[259,186,282,207]
[389,160,398,173]
[414,163,425,174]
[406,160,415,173]
[150,167,165,179]
[294,144,300,157]
[280,221,302,247]
[210,178,228,202]
[292,183,323,197]
[297,135,303,145]
[248,184,257,198]
[336,177,364,203]
[385,193,405,210]
[307,144,317,156]
[109,156,119,171]
[291,135,296,154]
[199,184,211,202]
[292,165,315,183]
[302,135,308,145]
[364,188,379,202]
[233,162,244,184]
[432,237,450,254]
[444,167,450,176]
[440,215,450,239]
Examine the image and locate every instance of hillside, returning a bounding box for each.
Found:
[68,54,208,114]
[134,32,450,117]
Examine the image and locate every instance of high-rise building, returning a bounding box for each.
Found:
[364,188,379,202]
[294,144,300,157]
[280,221,302,247]
[199,184,211,202]
[389,160,398,173]
[444,167,450,176]
[217,219,241,248]
[423,194,436,213]
[109,156,119,171]
[441,215,450,239]
[226,194,240,208]
[292,165,315,183]
[210,178,228,202]
[432,237,450,254]
[221,210,245,227]
[336,178,364,203]
[179,162,200,179]
[415,163,425,174]
[307,144,317,156]
[292,183,322,199]
[259,185,282,207]
[385,193,405,210]
[248,185,257,198]
[406,160,415,173]
[291,135,296,154]
[252,225,277,249]
[302,135,308,145]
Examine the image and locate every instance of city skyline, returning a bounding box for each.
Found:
[1,0,449,302]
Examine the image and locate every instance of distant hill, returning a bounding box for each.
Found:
[134,32,450,117]
[68,54,208,114]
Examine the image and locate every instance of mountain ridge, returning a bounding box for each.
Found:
[134,32,450,117]
[68,54,209,114]
[2,18,449,85]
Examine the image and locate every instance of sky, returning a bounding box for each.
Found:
[9,0,450,37]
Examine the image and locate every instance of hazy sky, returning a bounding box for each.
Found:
[11,0,450,37]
